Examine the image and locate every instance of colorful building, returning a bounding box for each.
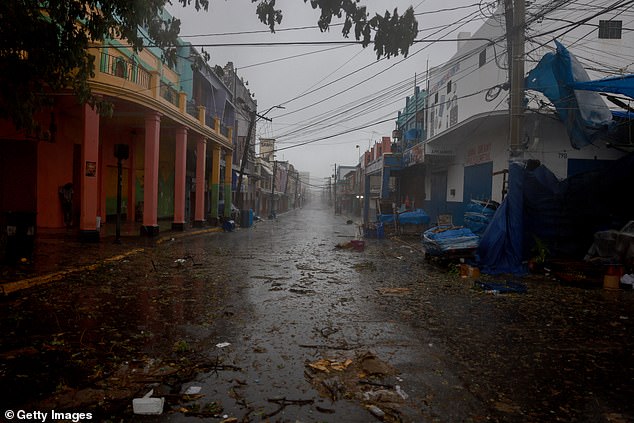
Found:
[0,8,235,248]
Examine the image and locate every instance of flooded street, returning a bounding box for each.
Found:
[1,204,633,422]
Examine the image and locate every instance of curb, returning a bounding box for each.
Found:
[1,226,225,296]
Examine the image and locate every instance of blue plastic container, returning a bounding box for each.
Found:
[376,222,385,239]
[241,209,253,228]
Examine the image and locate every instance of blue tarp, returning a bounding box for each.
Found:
[464,199,499,236]
[477,163,526,275]
[572,74,634,100]
[378,209,430,225]
[477,154,634,275]
[525,40,614,149]
[423,225,479,255]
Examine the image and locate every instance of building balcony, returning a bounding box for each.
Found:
[90,47,233,149]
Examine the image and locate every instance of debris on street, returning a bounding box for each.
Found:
[132,389,164,415]
[305,351,408,422]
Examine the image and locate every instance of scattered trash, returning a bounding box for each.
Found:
[350,239,365,252]
[395,385,409,400]
[335,241,353,249]
[358,352,394,376]
[216,342,231,348]
[366,404,385,418]
[363,389,401,403]
[184,386,202,395]
[459,264,481,278]
[132,389,164,415]
[474,280,527,294]
[620,273,634,289]
[308,358,353,373]
[222,220,236,232]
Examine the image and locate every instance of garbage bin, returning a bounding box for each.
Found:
[241,209,253,228]
[2,211,36,263]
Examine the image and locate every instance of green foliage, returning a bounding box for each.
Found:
[0,0,203,133]
[256,1,418,59]
[173,339,190,353]
[531,235,549,264]
[447,262,460,277]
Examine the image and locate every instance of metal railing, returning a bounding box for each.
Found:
[100,52,150,89]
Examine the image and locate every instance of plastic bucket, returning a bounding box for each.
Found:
[603,275,620,290]
[351,240,365,252]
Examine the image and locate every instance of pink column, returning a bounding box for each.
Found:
[79,103,100,242]
[194,135,207,227]
[173,127,188,230]
[142,112,161,236]
[128,135,136,222]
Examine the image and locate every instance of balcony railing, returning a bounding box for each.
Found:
[205,113,215,129]
[220,124,229,137]
[186,100,198,119]
[100,52,150,89]
[160,82,179,107]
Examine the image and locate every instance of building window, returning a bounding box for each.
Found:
[479,49,487,67]
[447,80,452,94]
[434,92,438,103]
[598,20,622,39]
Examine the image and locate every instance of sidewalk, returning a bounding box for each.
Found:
[0,220,224,295]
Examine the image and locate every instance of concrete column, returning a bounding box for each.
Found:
[79,103,100,242]
[381,167,391,200]
[210,144,221,221]
[173,126,188,230]
[194,135,206,227]
[141,112,160,236]
[224,149,233,218]
[150,71,160,99]
[178,91,187,114]
[128,135,136,223]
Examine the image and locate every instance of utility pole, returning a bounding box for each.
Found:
[506,0,526,156]
[270,159,277,218]
[235,110,256,211]
[235,105,281,211]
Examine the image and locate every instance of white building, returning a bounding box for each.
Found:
[419,0,633,224]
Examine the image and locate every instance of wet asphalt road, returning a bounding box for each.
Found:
[1,203,633,422]
[155,204,487,422]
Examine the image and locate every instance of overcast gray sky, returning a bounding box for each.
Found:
[166,0,491,184]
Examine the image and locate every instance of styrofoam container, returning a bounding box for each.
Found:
[133,397,164,415]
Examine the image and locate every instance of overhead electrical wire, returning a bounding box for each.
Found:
[103,1,634,157]
[272,0,634,153]
[268,7,486,124]
[268,3,583,151]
